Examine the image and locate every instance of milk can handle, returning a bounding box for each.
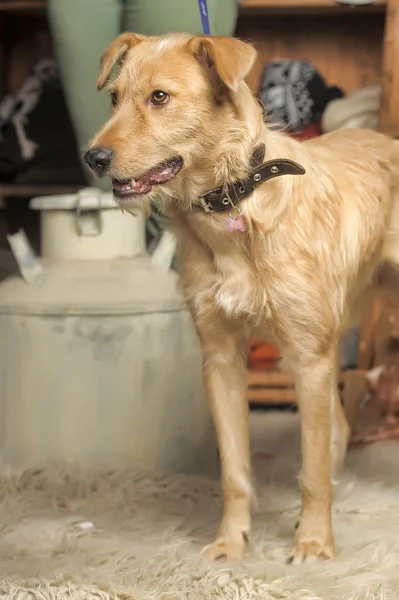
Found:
[150,230,177,272]
[75,188,103,236]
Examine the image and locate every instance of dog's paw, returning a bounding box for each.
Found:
[288,536,335,565]
[201,531,248,562]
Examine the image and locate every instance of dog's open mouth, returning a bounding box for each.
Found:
[112,156,183,201]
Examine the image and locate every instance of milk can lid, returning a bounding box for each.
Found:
[30,188,118,211]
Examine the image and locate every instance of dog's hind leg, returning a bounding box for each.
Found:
[198,317,251,562]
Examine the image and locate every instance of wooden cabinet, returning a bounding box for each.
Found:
[238,0,399,136]
[241,0,386,8]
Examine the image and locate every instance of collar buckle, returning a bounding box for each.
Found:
[198,196,215,213]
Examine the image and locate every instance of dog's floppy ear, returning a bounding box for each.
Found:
[188,36,257,93]
[97,32,146,90]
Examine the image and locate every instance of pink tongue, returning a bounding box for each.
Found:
[148,165,175,184]
[130,178,152,193]
[112,164,176,196]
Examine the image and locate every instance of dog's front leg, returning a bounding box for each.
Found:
[198,319,251,562]
[290,356,336,564]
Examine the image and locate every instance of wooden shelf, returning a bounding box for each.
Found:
[0,0,386,14]
[248,369,296,405]
[248,370,294,387]
[242,0,385,5]
[0,1,45,11]
[0,184,81,198]
[241,0,386,12]
[248,386,296,404]
[247,368,351,408]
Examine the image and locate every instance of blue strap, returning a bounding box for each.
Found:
[197,0,211,35]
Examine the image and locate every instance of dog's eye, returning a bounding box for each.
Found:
[110,93,118,108]
[151,90,169,105]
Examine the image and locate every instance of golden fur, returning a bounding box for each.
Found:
[87,32,399,564]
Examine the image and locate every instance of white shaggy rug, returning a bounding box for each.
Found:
[1,411,399,600]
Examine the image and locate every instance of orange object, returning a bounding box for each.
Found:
[248,338,280,370]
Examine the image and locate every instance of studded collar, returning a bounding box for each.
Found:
[196,143,306,213]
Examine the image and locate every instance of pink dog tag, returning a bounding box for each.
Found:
[226,215,246,232]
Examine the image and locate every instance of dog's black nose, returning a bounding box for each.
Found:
[84,147,113,175]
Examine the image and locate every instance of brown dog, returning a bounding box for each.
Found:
[85,33,399,564]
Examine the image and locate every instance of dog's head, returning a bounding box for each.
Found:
[84,33,257,209]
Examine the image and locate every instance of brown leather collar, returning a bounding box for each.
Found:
[197,144,306,213]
